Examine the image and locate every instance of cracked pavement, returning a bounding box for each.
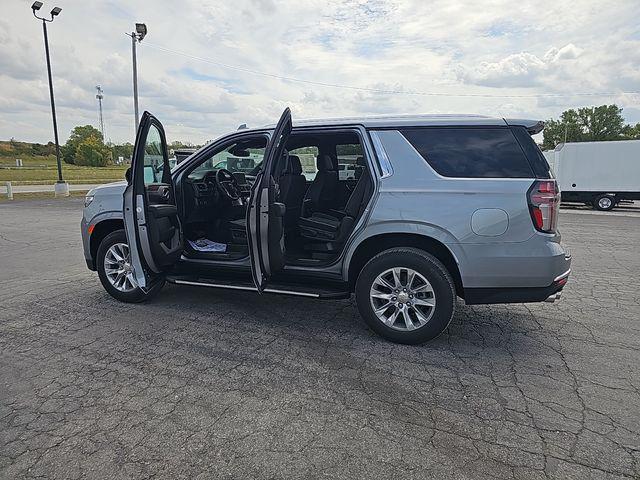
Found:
[1,199,639,479]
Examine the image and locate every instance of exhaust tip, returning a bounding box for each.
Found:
[545,291,562,303]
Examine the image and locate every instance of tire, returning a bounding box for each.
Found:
[96,229,164,303]
[593,194,615,211]
[355,247,456,345]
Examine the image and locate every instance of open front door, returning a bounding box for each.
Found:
[247,107,292,292]
[123,111,183,291]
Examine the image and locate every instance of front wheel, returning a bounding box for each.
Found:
[96,229,164,303]
[355,248,456,345]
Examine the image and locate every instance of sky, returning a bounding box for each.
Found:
[1,0,639,146]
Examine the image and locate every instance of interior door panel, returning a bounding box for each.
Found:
[123,111,183,289]
[247,108,292,291]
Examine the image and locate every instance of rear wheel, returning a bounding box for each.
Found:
[355,248,456,344]
[593,194,615,211]
[96,229,164,303]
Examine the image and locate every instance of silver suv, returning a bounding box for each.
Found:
[81,109,571,344]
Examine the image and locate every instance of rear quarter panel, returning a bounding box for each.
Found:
[351,129,561,289]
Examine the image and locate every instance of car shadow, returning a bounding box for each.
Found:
[136,282,545,361]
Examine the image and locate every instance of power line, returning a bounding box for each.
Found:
[143,42,640,99]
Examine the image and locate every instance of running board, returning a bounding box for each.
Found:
[166,276,350,299]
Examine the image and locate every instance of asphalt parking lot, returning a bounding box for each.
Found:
[1,199,639,479]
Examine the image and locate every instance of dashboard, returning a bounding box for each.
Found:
[183,169,254,223]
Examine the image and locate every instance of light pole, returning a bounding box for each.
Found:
[127,23,147,136]
[31,1,68,196]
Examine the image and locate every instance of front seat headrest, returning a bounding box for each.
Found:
[317,154,335,171]
[286,155,302,175]
[354,156,367,180]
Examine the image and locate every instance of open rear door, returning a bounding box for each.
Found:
[123,111,183,291]
[247,108,292,292]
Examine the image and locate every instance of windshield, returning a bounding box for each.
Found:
[188,138,267,180]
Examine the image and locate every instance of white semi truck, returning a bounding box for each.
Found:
[543,140,640,211]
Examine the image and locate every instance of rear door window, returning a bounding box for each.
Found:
[400,127,534,178]
[336,143,363,181]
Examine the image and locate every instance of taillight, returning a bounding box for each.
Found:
[528,180,559,233]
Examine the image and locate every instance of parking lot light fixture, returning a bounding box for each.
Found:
[31,2,68,196]
[135,23,147,40]
[128,23,147,134]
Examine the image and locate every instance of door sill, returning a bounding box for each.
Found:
[165,275,350,299]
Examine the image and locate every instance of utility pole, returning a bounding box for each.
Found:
[127,23,147,136]
[31,1,68,196]
[95,85,105,141]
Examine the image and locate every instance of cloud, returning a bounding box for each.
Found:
[544,43,584,62]
[459,44,584,88]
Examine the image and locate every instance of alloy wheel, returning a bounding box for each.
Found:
[104,242,138,293]
[369,267,436,331]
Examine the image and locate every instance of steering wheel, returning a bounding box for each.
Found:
[215,168,240,200]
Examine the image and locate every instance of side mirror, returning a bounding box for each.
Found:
[125,167,132,184]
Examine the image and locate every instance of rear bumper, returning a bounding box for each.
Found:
[464,267,570,305]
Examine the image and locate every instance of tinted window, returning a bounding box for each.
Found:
[289,146,319,181]
[511,126,551,178]
[336,143,363,181]
[401,127,534,178]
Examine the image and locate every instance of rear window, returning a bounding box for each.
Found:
[400,127,534,178]
[511,126,551,178]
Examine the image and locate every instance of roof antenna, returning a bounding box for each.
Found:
[237,123,247,130]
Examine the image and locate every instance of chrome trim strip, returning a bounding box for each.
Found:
[554,269,571,282]
[172,279,320,298]
[174,279,256,291]
[369,131,394,178]
[264,288,318,298]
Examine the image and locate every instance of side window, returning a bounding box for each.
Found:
[511,127,551,179]
[401,127,534,178]
[290,146,318,181]
[336,143,363,180]
[143,125,165,185]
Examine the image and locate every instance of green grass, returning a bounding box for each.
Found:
[0,155,127,185]
[0,190,89,202]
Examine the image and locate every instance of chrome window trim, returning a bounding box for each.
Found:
[369,131,394,178]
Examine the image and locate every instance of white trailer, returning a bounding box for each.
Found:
[550,140,640,211]
[543,150,556,175]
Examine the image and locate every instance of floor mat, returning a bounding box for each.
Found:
[188,238,227,253]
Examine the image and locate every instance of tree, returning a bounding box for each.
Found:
[31,141,55,156]
[76,136,112,166]
[111,142,134,162]
[169,140,196,150]
[62,125,111,166]
[622,123,640,139]
[542,104,627,150]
